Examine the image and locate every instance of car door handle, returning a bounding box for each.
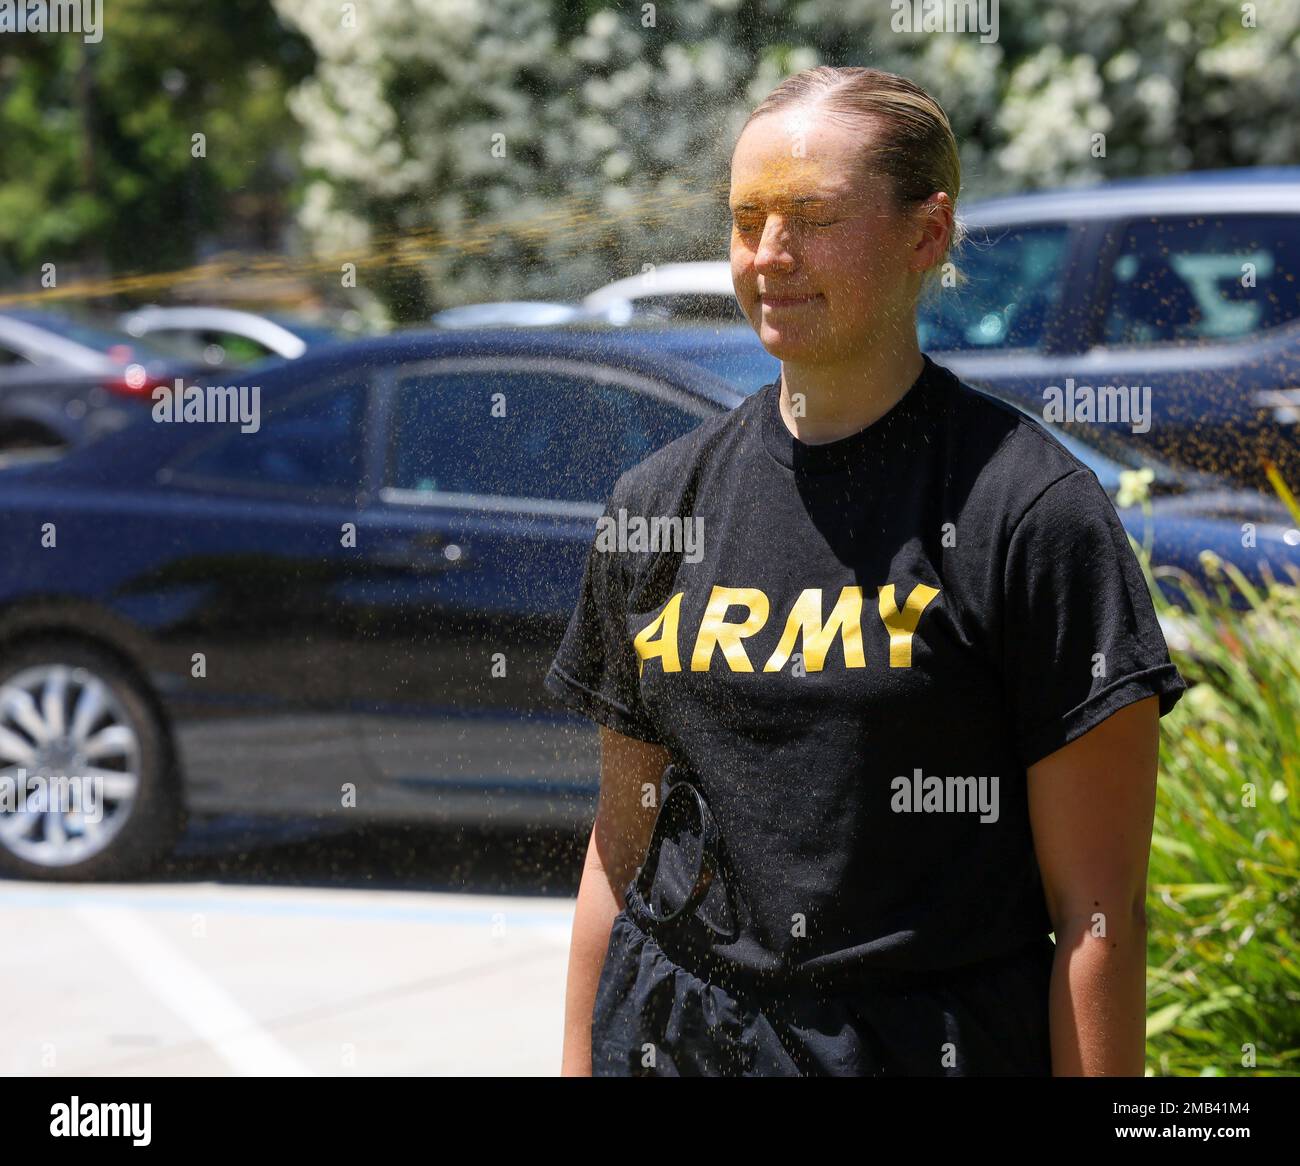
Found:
[1253,388,1300,425]
[369,534,469,571]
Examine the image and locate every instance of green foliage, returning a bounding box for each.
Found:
[0,0,313,289]
[1127,479,1300,1076]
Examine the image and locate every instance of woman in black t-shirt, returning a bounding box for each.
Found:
[550,65,1186,1077]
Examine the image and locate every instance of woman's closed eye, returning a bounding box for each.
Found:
[733,216,840,232]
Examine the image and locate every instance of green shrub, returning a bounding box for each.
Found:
[1123,465,1300,1076]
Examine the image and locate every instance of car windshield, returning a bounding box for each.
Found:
[655,345,780,394]
[571,324,782,395]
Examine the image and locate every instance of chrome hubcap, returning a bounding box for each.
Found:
[0,664,142,867]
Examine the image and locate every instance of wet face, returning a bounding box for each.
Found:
[729,110,929,363]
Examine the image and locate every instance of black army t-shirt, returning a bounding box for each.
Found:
[544,353,1187,980]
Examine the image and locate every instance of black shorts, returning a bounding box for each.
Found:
[591,887,1058,1077]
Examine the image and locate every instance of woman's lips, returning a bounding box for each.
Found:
[761,293,820,308]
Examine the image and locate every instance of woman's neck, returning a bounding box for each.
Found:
[776,337,925,446]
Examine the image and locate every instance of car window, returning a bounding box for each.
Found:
[387,366,703,503]
[918,223,1072,352]
[204,331,277,365]
[1101,214,1300,345]
[170,380,368,494]
[0,344,33,367]
[140,328,276,367]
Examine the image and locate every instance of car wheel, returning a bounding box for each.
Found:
[0,641,185,881]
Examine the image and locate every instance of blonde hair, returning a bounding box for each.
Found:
[740,65,965,297]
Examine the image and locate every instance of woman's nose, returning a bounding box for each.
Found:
[754,217,796,269]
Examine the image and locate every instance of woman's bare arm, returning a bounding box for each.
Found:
[1027,696,1160,1076]
[560,726,672,1076]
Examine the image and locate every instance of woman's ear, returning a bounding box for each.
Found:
[909,192,953,273]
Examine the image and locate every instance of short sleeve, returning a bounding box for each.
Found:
[1001,467,1187,768]
[543,476,664,745]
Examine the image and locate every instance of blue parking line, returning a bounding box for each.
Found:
[0,886,576,929]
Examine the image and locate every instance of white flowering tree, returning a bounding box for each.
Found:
[273,0,765,319]
[272,0,1299,322]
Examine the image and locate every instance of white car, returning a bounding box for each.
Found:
[431,301,611,328]
[432,265,744,329]
[119,306,342,367]
[582,262,742,322]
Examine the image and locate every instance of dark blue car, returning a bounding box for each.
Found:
[0,328,1293,882]
[917,166,1300,494]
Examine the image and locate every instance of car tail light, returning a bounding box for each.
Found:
[104,364,174,398]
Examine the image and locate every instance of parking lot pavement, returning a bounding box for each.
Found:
[1,880,577,1076]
